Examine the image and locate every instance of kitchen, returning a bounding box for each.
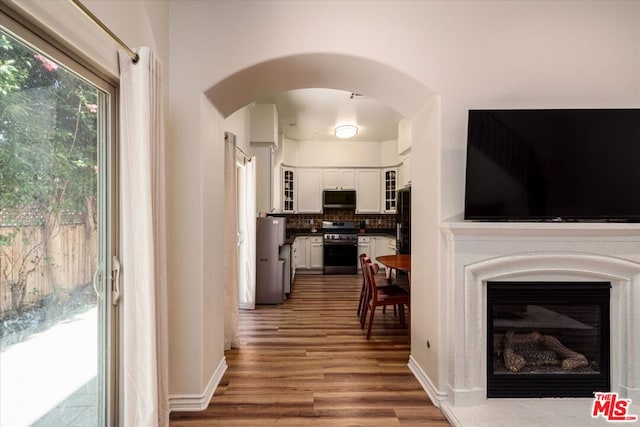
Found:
[230,89,412,304]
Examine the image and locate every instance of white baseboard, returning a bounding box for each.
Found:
[408,356,459,425]
[407,355,447,407]
[169,358,227,412]
[437,401,462,427]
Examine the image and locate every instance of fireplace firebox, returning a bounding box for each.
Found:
[487,281,610,398]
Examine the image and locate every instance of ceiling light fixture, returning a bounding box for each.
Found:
[334,124,358,139]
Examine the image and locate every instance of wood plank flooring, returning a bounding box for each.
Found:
[170,274,450,426]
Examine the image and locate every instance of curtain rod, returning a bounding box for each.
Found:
[69,0,139,63]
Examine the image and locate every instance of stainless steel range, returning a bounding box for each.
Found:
[322,221,358,274]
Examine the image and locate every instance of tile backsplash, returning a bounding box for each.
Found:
[276,209,395,231]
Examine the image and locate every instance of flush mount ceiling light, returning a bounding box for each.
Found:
[334,124,358,139]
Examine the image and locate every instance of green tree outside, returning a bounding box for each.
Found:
[0,30,98,315]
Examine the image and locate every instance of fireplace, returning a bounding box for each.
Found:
[434,220,640,422]
[487,281,610,398]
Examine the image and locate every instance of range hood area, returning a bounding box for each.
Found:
[322,189,356,210]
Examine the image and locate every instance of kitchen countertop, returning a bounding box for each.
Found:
[357,229,396,237]
[285,228,395,244]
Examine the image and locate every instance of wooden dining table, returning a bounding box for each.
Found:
[376,254,411,284]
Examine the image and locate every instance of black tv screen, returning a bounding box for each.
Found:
[464,109,640,221]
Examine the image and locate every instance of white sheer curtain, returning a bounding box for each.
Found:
[119,47,169,426]
[238,158,256,310]
[224,133,240,349]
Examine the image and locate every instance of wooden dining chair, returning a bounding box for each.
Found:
[363,262,410,340]
[357,253,372,317]
[359,256,398,327]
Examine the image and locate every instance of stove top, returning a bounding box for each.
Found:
[322,221,358,242]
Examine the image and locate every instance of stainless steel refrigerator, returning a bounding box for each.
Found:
[256,217,286,304]
[396,186,411,254]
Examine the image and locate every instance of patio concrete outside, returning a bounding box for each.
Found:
[1,307,97,426]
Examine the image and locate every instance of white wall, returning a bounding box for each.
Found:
[9,0,169,79]
[282,137,402,169]
[381,139,402,166]
[167,63,226,401]
[287,139,395,168]
[400,154,411,188]
[282,137,297,165]
[411,95,443,393]
[224,106,252,155]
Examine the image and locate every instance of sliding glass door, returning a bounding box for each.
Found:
[0,13,116,427]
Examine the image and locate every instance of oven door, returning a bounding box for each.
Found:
[323,241,358,274]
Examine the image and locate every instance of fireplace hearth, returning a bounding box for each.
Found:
[487,281,610,398]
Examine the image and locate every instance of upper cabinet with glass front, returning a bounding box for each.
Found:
[282,166,295,212]
[382,167,397,213]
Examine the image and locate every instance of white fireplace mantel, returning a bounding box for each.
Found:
[438,220,640,426]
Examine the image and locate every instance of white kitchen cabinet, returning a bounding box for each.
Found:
[282,166,296,213]
[355,169,381,213]
[382,167,398,213]
[372,236,384,258]
[309,236,323,269]
[323,168,355,190]
[250,104,278,146]
[358,235,395,271]
[297,168,323,213]
[294,235,323,274]
[374,236,395,258]
[293,237,308,269]
[383,236,397,279]
[362,235,396,277]
[357,236,371,271]
[387,237,397,254]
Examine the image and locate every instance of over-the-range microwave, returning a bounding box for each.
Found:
[323,189,356,209]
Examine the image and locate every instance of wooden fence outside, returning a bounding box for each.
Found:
[0,223,96,318]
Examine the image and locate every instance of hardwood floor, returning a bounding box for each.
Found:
[170,274,450,426]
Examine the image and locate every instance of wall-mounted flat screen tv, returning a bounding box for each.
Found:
[464,109,640,222]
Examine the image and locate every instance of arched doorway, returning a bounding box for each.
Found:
[168,51,442,411]
[207,50,439,357]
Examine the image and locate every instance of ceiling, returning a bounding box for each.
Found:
[253,88,404,142]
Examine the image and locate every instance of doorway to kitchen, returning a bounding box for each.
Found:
[170,50,440,414]
[209,55,432,323]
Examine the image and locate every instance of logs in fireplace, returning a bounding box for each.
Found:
[487,281,610,398]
